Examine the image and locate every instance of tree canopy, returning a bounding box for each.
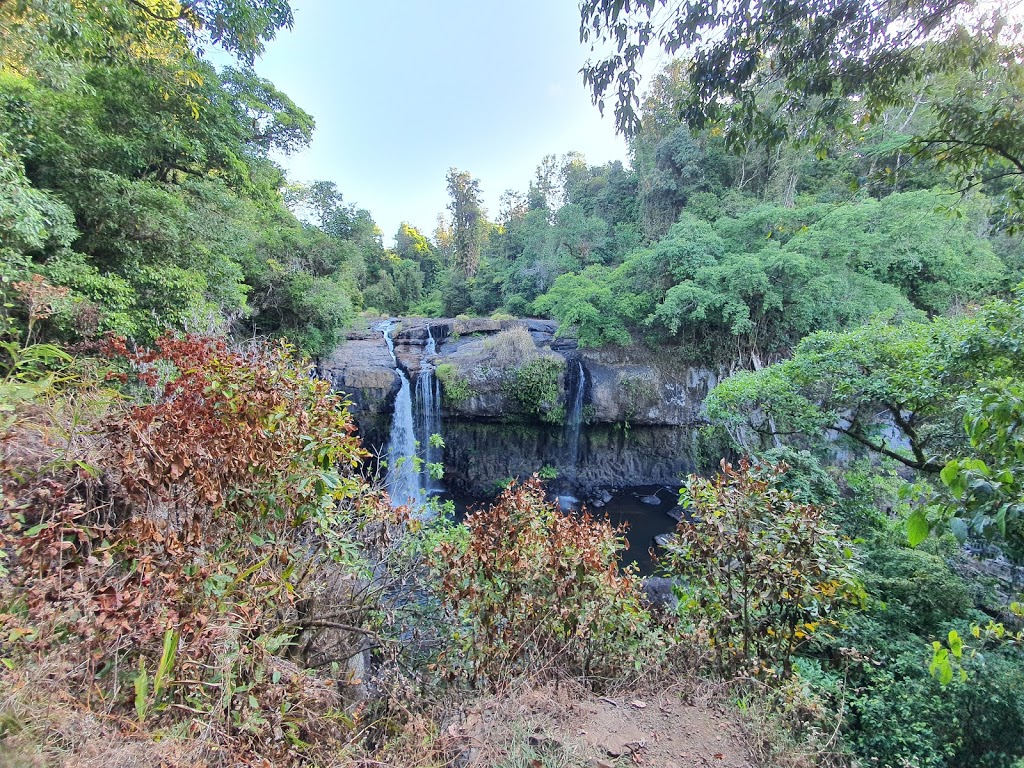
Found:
[579,0,1024,229]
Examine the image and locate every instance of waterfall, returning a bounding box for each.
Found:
[414,325,444,493]
[378,320,422,509]
[563,359,586,490]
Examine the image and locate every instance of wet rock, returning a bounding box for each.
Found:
[640,494,661,505]
[550,336,579,352]
[441,422,698,497]
[666,505,684,523]
[523,318,558,335]
[320,326,398,418]
[653,533,678,550]
[641,576,679,611]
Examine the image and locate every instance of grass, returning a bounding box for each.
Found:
[484,326,538,369]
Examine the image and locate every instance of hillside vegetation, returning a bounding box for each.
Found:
[2,1,1024,767]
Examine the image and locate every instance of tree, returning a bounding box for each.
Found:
[446,168,486,277]
[706,316,967,473]
[913,46,1024,231]
[2,0,294,74]
[581,0,991,139]
[663,459,863,679]
[221,67,315,156]
[579,0,1024,227]
[395,222,440,280]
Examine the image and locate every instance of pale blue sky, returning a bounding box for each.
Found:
[249,0,643,243]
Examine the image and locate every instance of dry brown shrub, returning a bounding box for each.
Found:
[483,326,538,368]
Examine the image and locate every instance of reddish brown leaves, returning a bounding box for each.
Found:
[435,476,653,683]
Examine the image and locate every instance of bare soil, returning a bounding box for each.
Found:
[443,683,755,768]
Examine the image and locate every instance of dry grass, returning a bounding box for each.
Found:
[0,649,365,768]
[483,326,538,369]
[0,655,203,768]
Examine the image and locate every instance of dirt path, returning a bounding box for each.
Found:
[445,684,755,767]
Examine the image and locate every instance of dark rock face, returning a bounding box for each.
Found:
[325,317,719,496]
[641,576,679,612]
[441,421,698,497]
[579,345,721,426]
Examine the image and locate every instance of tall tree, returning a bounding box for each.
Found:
[445,168,486,277]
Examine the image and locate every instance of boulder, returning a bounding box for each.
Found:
[653,533,678,550]
[641,576,679,612]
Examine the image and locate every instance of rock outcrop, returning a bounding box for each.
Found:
[319,325,399,413]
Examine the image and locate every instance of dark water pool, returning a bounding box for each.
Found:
[595,486,680,575]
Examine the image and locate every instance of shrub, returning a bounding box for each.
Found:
[836,618,1024,768]
[0,335,390,764]
[435,362,474,406]
[663,459,865,679]
[504,355,564,424]
[432,477,659,686]
[620,371,658,420]
[483,325,537,368]
[538,464,559,481]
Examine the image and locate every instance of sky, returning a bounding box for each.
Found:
[247,0,645,244]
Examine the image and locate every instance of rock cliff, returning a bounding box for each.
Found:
[323,317,719,496]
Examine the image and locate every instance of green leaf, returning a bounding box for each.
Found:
[134,659,149,722]
[950,517,969,543]
[948,629,963,659]
[940,461,965,495]
[907,509,930,547]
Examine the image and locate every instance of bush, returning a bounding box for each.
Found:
[663,459,864,679]
[837,618,1024,768]
[0,335,390,764]
[432,477,660,686]
[483,325,537,368]
[504,355,564,424]
[435,362,474,406]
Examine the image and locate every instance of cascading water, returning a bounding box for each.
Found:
[561,359,586,496]
[378,320,422,509]
[414,326,444,494]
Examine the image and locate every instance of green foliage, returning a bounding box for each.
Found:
[532,191,1003,363]
[432,477,660,685]
[537,464,559,481]
[435,362,474,407]
[781,190,1005,314]
[936,378,1024,560]
[832,609,1024,768]
[0,2,380,357]
[754,447,839,505]
[663,460,864,679]
[708,288,1024,556]
[447,168,486,277]
[505,355,565,424]
[706,313,970,472]
[579,0,1024,231]
[532,266,633,348]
